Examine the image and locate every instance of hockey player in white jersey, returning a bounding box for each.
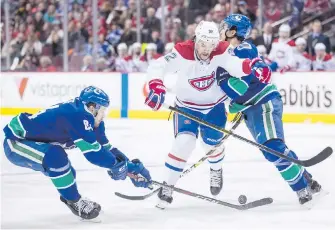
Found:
[268,24,296,72]
[312,43,335,71]
[294,37,312,71]
[115,43,130,72]
[144,21,271,209]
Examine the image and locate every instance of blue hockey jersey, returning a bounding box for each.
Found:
[3,98,119,168]
[217,42,281,113]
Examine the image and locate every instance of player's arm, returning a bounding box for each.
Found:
[69,116,152,188]
[145,46,184,111]
[216,50,271,83]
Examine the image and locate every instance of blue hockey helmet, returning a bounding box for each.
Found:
[220,14,252,40]
[79,86,110,107]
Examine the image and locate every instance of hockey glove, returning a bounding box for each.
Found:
[107,148,129,180]
[250,57,272,84]
[145,79,166,111]
[128,159,153,189]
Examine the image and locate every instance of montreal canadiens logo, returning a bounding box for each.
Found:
[188,71,215,91]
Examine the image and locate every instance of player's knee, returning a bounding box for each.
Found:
[262,139,286,163]
[43,145,70,175]
[171,133,197,158]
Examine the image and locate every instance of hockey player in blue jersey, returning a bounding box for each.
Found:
[3,86,152,219]
[216,14,322,205]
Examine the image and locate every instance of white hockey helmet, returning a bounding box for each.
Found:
[132,42,141,49]
[295,37,306,46]
[314,43,326,51]
[117,43,128,51]
[195,21,220,50]
[279,24,291,33]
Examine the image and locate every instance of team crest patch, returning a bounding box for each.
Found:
[188,71,215,91]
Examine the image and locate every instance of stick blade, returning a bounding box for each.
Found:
[115,190,159,201]
[302,147,333,167]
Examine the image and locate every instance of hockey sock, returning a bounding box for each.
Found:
[262,139,308,192]
[43,146,80,201]
[164,134,196,186]
[202,142,225,171]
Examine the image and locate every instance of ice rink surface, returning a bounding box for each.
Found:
[1,117,335,230]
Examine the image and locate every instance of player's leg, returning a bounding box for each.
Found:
[244,97,316,204]
[157,106,201,209]
[200,102,227,195]
[3,138,100,219]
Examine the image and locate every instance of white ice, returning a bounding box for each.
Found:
[1,117,335,230]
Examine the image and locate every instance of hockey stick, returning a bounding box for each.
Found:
[165,104,333,167]
[116,174,273,210]
[115,113,243,201]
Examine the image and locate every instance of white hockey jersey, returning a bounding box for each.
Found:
[294,52,312,71]
[312,54,335,71]
[115,57,131,73]
[146,40,252,113]
[268,39,296,68]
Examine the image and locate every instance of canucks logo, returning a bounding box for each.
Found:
[235,15,242,21]
[188,71,215,91]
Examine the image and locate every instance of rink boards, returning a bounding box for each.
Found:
[0,72,334,123]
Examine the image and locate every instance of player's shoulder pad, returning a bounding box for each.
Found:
[124,55,132,61]
[174,40,195,60]
[324,54,333,61]
[303,52,312,60]
[287,40,296,47]
[234,42,258,59]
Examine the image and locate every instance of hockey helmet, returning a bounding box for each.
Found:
[79,86,110,107]
[194,21,220,49]
[220,14,252,40]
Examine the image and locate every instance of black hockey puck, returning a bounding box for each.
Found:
[238,195,247,204]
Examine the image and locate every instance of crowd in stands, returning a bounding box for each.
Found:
[1,0,335,72]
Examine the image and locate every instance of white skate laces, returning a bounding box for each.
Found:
[210,169,222,187]
[73,198,95,217]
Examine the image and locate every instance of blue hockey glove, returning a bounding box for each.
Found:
[128,159,153,189]
[107,148,129,180]
[108,160,127,180]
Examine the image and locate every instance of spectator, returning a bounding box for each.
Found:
[148,30,164,54]
[245,28,259,44]
[81,55,93,72]
[68,21,79,49]
[105,24,123,47]
[120,19,137,47]
[142,7,161,42]
[312,43,335,71]
[213,4,226,23]
[306,20,331,55]
[17,54,38,71]
[268,24,295,71]
[282,1,293,17]
[37,56,56,71]
[124,0,137,21]
[72,3,83,21]
[254,22,275,54]
[265,1,281,22]
[49,31,63,57]
[1,32,25,60]
[141,0,154,16]
[34,12,44,33]
[43,4,56,23]
[237,1,256,24]
[172,18,185,41]
[254,8,266,29]
[46,21,64,44]
[77,22,89,43]
[21,33,42,57]
[171,0,186,24]
[294,37,312,71]
[185,24,196,40]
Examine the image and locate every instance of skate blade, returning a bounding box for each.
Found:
[301,189,330,210]
[155,201,170,210]
[79,216,102,223]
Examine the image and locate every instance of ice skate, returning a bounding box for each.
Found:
[210,168,223,196]
[156,182,173,210]
[297,188,313,206]
[60,196,101,220]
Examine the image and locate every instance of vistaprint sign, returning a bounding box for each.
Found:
[1,72,335,123]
